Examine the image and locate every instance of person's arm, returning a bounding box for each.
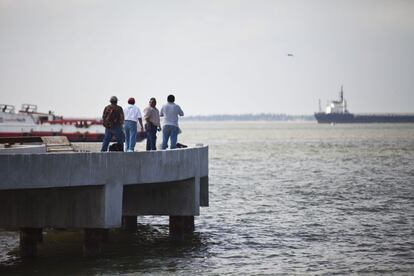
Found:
[136,108,144,130]
[119,107,124,125]
[156,109,162,131]
[178,105,184,116]
[160,106,164,117]
[138,118,144,132]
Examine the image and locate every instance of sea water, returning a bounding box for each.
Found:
[0,122,413,275]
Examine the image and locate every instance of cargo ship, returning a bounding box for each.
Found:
[314,87,414,123]
[0,104,106,141]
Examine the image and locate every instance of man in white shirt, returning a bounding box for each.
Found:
[160,94,184,149]
[123,97,144,152]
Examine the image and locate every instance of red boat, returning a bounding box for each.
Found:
[0,104,107,142]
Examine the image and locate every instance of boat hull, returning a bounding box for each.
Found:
[0,131,105,142]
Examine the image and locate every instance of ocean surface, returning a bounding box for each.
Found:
[0,122,413,275]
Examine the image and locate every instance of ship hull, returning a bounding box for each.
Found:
[314,113,414,123]
[0,131,105,142]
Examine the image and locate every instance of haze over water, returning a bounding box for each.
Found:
[0,122,413,275]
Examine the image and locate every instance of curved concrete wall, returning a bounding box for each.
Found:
[0,146,208,189]
[0,146,208,228]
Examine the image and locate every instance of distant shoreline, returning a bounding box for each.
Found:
[181,114,315,122]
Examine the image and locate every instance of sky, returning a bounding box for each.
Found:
[0,0,413,117]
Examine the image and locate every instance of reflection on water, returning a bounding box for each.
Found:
[0,223,209,275]
[1,122,414,275]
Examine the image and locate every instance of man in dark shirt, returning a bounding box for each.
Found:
[101,96,125,152]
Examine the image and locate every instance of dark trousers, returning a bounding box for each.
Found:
[101,125,124,152]
[145,123,158,151]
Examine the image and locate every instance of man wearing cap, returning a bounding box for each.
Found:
[123,97,144,152]
[143,97,161,151]
[101,96,125,152]
[160,94,184,149]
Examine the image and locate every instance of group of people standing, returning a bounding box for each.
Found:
[100,94,184,152]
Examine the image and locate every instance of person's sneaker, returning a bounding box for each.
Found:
[127,149,134,152]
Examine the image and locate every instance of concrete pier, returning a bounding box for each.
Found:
[0,145,208,257]
[169,216,195,238]
[19,227,42,257]
[122,216,138,231]
[83,228,108,256]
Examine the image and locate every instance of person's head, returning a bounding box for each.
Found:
[167,94,175,103]
[110,96,118,104]
[128,97,135,105]
[149,97,157,108]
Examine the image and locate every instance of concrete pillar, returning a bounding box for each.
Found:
[35,227,43,243]
[200,176,209,207]
[20,227,42,257]
[122,216,137,231]
[83,228,107,257]
[169,216,194,238]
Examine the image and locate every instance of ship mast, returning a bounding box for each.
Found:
[340,85,346,113]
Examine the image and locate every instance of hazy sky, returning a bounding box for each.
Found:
[1,0,413,117]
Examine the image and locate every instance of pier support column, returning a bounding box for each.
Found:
[122,216,137,231]
[20,227,42,257]
[35,227,43,243]
[83,228,107,257]
[169,216,194,238]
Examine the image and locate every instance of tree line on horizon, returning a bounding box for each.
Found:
[182,113,315,121]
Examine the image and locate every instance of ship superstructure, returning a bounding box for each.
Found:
[324,86,348,114]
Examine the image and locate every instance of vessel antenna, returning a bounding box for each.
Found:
[340,85,344,102]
